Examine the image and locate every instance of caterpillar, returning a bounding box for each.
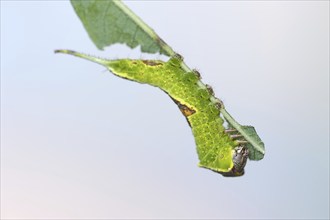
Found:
[55,49,260,177]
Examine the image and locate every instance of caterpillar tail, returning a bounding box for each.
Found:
[55,49,110,67]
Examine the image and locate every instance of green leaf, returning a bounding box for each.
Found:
[240,126,265,160]
[220,108,265,160]
[71,0,174,56]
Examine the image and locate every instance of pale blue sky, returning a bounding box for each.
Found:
[1,1,329,219]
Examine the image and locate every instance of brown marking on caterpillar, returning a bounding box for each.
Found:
[171,98,196,117]
[179,104,196,117]
[142,60,163,66]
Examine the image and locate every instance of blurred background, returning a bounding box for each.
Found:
[1,1,329,219]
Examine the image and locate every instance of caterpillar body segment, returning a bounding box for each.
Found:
[55,50,248,176]
[106,58,239,174]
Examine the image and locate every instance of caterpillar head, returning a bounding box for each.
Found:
[222,145,249,177]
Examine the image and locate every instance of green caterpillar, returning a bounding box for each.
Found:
[55,49,262,177]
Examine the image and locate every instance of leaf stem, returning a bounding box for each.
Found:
[220,108,241,131]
